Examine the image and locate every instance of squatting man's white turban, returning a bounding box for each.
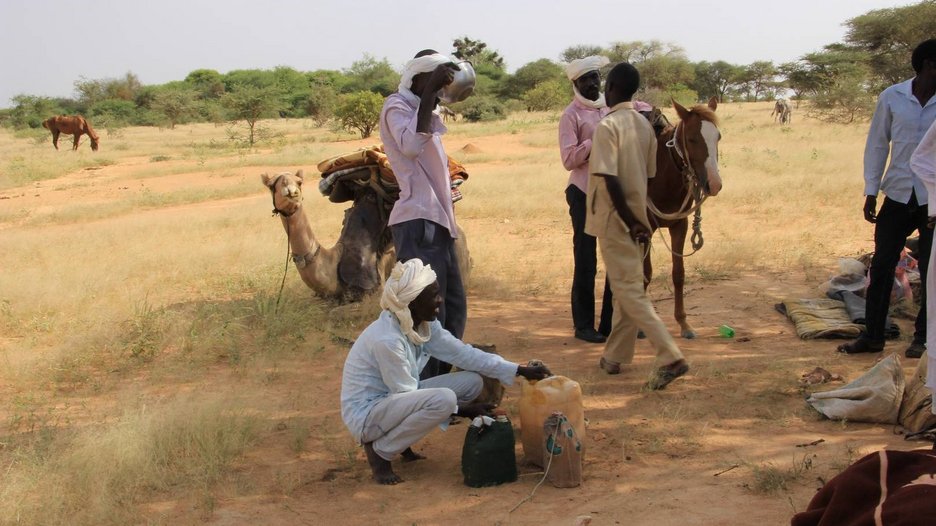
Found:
[565,55,610,109]
[381,259,438,345]
[398,53,455,95]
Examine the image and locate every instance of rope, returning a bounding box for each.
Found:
[275,220,291,313]
[509,424,561,514]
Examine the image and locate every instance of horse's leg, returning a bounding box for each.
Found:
[72,132,80,151]
[51,130,60,150]
[669,218,696,339]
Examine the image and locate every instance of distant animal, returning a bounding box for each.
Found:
[439,105,457,123]
[645,97,723,339]
[42,115,100,151]
[771,98,792,124]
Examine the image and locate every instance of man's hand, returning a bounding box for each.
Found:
[516,364,552,381]
[863,195,878,224]
[426,63,457,94]
[630,222,651,243]
[457,403,495,420]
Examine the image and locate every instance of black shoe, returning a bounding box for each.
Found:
[575,328,607,344]
[906,340,926,359]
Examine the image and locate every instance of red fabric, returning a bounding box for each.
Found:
[791,449,936,526]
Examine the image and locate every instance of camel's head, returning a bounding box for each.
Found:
[261,169,304,216]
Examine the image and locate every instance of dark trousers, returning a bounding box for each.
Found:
[865,194,932,342]
[391,219,467,379]
[566,185,613,335]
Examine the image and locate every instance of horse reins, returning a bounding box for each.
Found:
[646,121,709,257]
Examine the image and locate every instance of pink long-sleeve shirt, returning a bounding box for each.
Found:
[559,99,610,192]
[380,91,458,238]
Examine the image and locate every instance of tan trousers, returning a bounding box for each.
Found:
[599,220,684,367]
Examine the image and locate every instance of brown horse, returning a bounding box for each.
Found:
[644,97,722,339]
[42,115,99,151]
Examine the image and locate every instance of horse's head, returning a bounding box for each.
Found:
[41,118,52,130]
[673,96,722,197]
[261,169,304,216]
[89,136,100,151]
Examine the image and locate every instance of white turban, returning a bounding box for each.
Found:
[565,55,610,110]
[380,259,438,345]
[565,55,610,81]
[398,53,454,95]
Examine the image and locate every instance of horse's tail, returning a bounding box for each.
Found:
[82,117,100,151]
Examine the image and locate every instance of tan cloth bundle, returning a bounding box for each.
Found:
[316,144,468,187]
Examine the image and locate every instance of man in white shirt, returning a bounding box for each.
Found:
[838,39,936,358]
[340,259,551,485]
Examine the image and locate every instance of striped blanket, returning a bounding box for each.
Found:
[791,449,936,526]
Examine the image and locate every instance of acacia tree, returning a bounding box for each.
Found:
[691,61,743,102]
[335,91,383,138]
[152,88,197,129]
[222,85,283,146]
[560,45,605,63]
[844,0,936,89]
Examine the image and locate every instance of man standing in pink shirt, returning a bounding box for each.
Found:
[380,49,465,379]
[559,56,614,344]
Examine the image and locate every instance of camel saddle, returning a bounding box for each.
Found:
[317,145,468,204]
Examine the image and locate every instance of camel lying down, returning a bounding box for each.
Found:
[262,170,470,301]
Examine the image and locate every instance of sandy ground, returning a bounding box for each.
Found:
[2,142,932,526]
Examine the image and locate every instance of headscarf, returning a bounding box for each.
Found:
[380,259,438,345]
[565,55,610,109]
[398,53,454,99]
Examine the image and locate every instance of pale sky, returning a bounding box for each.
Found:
[0,0,916,107]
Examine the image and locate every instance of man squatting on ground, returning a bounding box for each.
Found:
[586,62,689,389]
[380,50,467,380]
[559,55,615,345]
[340,259,552,485]
[910,117,936,412]
[838,39,936,358]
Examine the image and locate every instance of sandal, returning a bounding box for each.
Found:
[837,338,884,354]
[645,360,689,390]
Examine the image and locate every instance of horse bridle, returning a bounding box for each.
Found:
[648,121,710,222]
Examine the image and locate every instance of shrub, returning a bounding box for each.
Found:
[334,91,383,138]
[455,96,507,122]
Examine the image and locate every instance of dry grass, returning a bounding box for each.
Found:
[0,102,883,523]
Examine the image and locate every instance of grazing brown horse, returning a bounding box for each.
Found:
[42,115,100,151]
[644,97,722,339]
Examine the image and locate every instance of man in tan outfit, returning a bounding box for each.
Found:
[585,62,689,390]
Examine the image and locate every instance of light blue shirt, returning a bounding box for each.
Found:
[864,79,936,204]
[340,311,518,442]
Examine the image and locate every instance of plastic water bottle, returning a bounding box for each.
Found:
[718,325,735,338]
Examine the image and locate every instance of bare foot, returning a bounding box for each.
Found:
[401,447,425,463]
[363,442,402,485]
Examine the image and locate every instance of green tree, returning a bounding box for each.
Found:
[789,46,877,122]
[222,85,283,146]
[152,88,197,128]
[844,0,936,88]
[334,91,383,138]
[691,61,742,102]
[735,61,778,101]
[185,69,226,99]
[453,36,506,71]
[501,59,566,98]
[7,95,68,128]
[453,95,506,122]
[559,45,605,63]
[521,80,569,111]
[343,55,400,96]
